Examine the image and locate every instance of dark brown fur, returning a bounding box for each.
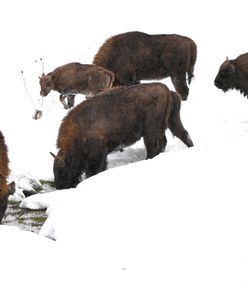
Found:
[214,53,248,97]
[39,63,115,109]
[52,83,193,189]
[0,131,14,223]
[93,31,197,100]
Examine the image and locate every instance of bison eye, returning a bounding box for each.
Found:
[220,72,228,79]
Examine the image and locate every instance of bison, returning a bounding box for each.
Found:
[214,53,248,97]
[51,82,193,190]
[0,131,15,223]
[39,63,115,109]
[93,31,197,100]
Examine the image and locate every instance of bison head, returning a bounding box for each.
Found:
[39,74,53,97]
[51,152,82,189]
[214,58,236,92]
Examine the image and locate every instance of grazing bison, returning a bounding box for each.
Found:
[0,131,15,223]
[51,82,193,189]
[39,63,115,109]
[93,31,197,100]
[214,53,248,97]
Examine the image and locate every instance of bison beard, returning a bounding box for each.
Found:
[93,31,197,100]
[52,83,193,190]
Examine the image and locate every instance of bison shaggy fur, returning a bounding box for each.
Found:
[93,31,197,100]
[52,82,193,190]
[39,62,115,109]
[214,53,248,98]
[0,131,14,223]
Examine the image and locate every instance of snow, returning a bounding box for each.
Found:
[1,0,248,299]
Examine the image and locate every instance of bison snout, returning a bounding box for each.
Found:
[40,91,47,97]
[214,78,223,89]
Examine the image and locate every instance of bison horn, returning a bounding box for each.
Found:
[50,152,65,165]
[50,152,57,159]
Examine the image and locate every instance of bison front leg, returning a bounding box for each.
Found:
[59,94,69,109]
[85,147,107,178]
[144,134,167,159]
[171,75,189,100]
[85,158,107,178]
[67,95,75,108]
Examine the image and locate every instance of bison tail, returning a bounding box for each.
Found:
[187,41,197,85]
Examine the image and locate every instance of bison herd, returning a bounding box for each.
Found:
[0,30,247,223]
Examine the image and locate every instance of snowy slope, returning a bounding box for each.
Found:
[1,0,248,299]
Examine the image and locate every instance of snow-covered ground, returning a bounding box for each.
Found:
[1,0,248,299]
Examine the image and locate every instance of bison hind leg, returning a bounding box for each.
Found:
[171,76,189,100]
[169,93,194,147]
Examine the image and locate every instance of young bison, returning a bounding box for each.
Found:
[51,83,193,190]
[214,53,248,97]
[93,31,197,100]
[0,131,15,223]
[39,62,115,109]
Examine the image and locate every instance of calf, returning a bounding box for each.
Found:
[51,83,193,189]
[39,63,114,108]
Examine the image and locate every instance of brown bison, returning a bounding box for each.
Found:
[93,31,197,100]
[51,82,193,189]
[39,63,115,109]
[0,131,15,223]
[214,53,248,97]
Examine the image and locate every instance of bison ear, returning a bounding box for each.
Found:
[226,61,235,74]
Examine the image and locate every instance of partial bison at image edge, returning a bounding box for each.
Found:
[51,83,193,190]
[93,31,197,100]
[214,53,248,98]
[0,131,15,223]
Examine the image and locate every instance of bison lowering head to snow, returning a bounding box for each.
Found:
[0,131,15,223]
[39,63,114,109]
[214,53,248,97]
[93,31,197,100]
[51,82,193,189]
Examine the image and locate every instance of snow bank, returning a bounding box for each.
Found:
[17,138,248,299]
